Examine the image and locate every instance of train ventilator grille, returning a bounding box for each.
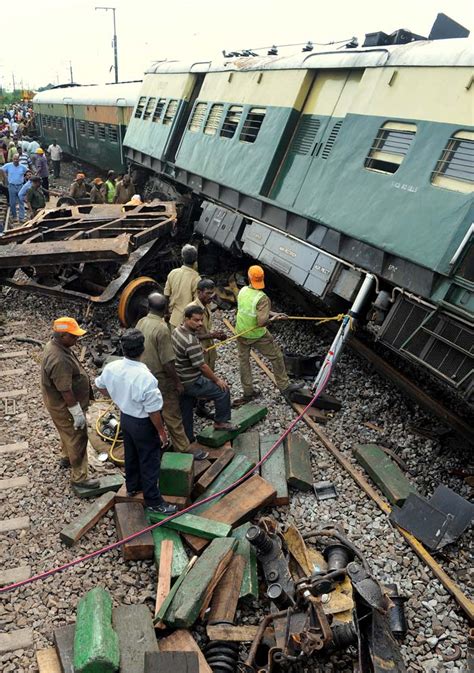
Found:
[322,121,343,159]
[289,117,321,155]
[379,296,474,396]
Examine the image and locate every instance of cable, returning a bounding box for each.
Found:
[0,363,332,594]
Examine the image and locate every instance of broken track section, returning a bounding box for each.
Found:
[0,201,177,303]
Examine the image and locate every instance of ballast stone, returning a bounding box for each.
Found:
[73,587,120,673]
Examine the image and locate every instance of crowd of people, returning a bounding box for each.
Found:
[68,170,140,206]
[41,245,303,514]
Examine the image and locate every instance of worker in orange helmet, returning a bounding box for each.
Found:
[41,317,99,492]
[69,173,88,201]
[235,265,303,402]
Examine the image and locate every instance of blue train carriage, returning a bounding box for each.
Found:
[33,82,141,173]
[124,38,473,398]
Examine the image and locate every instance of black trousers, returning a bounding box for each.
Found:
[41,176,49,197]
[120,413,162,507]
[52,160,60,178]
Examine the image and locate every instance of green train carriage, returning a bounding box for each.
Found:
[123,36,473,398]
[33,82,141,173]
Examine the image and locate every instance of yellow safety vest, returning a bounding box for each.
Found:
[236,286,267,340]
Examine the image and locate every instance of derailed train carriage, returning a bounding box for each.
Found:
[26,17,474,401]
[122,26,474,400]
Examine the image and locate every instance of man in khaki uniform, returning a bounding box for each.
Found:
[236,266,303,401]
[41,317,98,490]
[136,293,208,460]
[114,174,136,204]
[164,244,200,328]
[69,173,88,201]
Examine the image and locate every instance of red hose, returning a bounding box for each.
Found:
[0,366,332,594]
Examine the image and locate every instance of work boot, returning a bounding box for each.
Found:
[281,382,304,400]
[147,502,178,515]
[72,478,100,489]
[58,457,71,469]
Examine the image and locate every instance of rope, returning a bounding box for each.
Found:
[205,313,350,352]
[0,364,332,594]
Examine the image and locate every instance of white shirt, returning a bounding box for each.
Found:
[28,140,40,155]
[48,144,62,161]
[95,358,163,418]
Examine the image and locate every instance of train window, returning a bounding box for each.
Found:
[57,118,63,131]
[220,105,243,139]
[204,104,224,135]
[364,122,416,174]
[239,108,266,143]
[163,100,178,125]
[143,97,156,120]
[153,98,166,123]
[188,102,207,132]
[134,96,146,119]
[77,120,86,136]
[108,125,118,143]
[431,131,474,194]
[87,122,95,138]
[98,124,106,141]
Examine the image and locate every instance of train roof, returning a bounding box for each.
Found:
[33,81,142,107]
[146,37,474,74]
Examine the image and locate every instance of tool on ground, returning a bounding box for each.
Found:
[313,481,338,501]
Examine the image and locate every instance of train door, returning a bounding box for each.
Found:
[268,69,363,205]
[64,103,77,153]
[116,101,126,165]
[164,74,205,164]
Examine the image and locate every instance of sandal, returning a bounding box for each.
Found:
[214,422,239,432]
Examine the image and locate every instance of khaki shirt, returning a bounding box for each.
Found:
[41,339,91,412]
[89,185,104,204]
[136,313,175,383]
[114,180,135,204]
[186,297,213,351]
[164,265,200,327]
[70,181,88,200]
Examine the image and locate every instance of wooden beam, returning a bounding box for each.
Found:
[60,492,115,547]
[183,474,276,554]
[115,502,154,561]
[155,539,173,624]
[0,565,31,587]
[0,476,29,491]
[147,510,232,541]
[194,448,235,495]
[260,434,289,505]
[159,629,212,673]
[112,605,158,673]
[208,553,246,624]
[0,516,30,533]
[0,628,34,654]
[0,441,28,456]
[37,647,61,673]
[0,350,27,360]
[206,624,274,642]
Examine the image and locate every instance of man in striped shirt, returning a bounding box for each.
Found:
[172,304,236,442]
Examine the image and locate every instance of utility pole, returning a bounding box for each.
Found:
[69,61,74,84]
[12,72,16,92]
[95,6,119,83]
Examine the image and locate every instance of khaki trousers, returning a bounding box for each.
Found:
[204,348,216,371]
[48,405,89,483]
[158,378,190,453]
[237,332,289,396]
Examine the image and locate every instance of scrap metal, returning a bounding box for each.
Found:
[0,201,178,302]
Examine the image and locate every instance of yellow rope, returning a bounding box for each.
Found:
[205,313,351,352]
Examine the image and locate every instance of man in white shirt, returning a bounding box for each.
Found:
[95,329,177,514]
[47,139,62,179]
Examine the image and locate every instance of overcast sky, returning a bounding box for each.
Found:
[1,0,472,90]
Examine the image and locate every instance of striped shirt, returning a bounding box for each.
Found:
[171,324,204,384]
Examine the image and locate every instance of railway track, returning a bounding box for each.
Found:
[0,269,472,671]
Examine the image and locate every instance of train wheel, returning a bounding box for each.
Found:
[117,276,161,327]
